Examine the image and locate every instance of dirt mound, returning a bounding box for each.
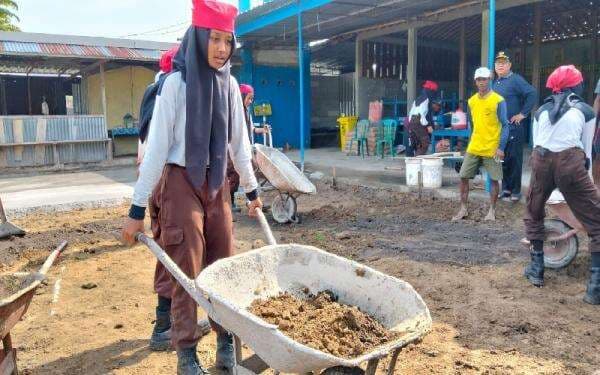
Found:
[0,274,29,299]
[249,291,398,358]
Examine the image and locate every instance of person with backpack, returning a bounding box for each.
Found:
[121,1,262,373]
[406,80,439,156]
[523,65,599,306]
[137,45,179,166]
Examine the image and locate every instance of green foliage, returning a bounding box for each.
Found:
[0,0,19,32]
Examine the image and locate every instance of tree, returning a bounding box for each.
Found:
[0,0,19,32]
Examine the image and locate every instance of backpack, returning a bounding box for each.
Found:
[138,73,167,143]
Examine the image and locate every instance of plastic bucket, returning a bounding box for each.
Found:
[405,158,422,186]
[422,158,443,189]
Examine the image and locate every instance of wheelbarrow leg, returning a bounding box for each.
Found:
[234,335,243,365]
[365,358,379,375]
[2,332,17,375]
[387,348,402,375]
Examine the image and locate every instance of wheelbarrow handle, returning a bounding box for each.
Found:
[38,241,68,276]
[253,208,277,246]
[135,233,215,315]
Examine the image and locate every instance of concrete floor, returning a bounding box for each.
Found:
[0,148,532,214]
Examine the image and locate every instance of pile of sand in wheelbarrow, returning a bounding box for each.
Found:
[249,291,399,358]
[0,274,29,299]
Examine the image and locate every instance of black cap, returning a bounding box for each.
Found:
[495,51,510,62]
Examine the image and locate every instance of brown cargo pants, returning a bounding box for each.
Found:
[524,147,600,253]
[407,115,431,156]
[150,164,233,349]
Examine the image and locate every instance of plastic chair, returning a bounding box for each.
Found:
[376,119,398,158]
[347,119,370,158]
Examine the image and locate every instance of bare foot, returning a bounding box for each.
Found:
[484,208,496,221]
[452,206,468,221]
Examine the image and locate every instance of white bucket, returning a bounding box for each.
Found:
[422,158,444,189]
[405,158,422,186]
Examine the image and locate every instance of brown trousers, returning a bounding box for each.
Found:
[524,147,600,253]
[150,165,233,349]
[407,115,431,156]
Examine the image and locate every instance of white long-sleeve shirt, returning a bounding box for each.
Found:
[408,98,430,126]
[132,72,258,207]
[532,107,596,161]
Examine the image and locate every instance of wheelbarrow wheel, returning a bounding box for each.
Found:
[321,366,365,375]
[271,195,297,224]
[544,218,579,269]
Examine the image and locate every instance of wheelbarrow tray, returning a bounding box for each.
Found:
[196,244,431,373]
[0,272,44,339]
[254,144,316,195]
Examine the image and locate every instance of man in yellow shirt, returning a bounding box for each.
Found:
[453,67,510,222]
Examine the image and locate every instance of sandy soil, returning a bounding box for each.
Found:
[249,291,398,359]
[2,180,598,374]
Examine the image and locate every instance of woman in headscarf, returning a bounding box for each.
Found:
[406,80,439,156]
[121,1,262,373]
[524,65,599,306]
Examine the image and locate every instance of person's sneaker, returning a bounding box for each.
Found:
[215,332,236,370]
[499,191,511,202]
[511,194,522,202]
[177,346,208,375]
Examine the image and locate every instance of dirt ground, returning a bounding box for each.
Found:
[3,180,599,374]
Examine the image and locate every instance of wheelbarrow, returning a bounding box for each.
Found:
[137,209,431,374]
[253,142,316,224]
[0,241,67,374]
[0,197,25,239]
[521,190,584,269]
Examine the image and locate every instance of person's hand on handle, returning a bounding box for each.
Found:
[247,197,263,217]
[122,217,145,246]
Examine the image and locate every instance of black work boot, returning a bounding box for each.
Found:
[177,346,208,375]
[524,240,545,287]
[149,306,172,351]
[215,331,236,370]
[583,267,600,305]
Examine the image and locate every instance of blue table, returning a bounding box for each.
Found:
[431,128,471,152]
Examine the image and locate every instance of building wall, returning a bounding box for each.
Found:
[86,66,156,155]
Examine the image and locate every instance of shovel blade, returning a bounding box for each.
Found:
[0,222,26,239]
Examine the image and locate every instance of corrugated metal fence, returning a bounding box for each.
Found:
[0,115,110,167]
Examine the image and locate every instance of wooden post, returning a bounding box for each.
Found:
[531,2,542,104]
[355,38,363,118]
[27,71,32,115]
[589,9,598,102]
[407,27,418,114]
[481,10,490,68]
[459,20,467,102]
[99,62,108,127]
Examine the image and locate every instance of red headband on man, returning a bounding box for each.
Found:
[192,0,238,33]
[239,84,254,95]
[546,65,583,93]
[159,45,179,73]
[423,80,439,91]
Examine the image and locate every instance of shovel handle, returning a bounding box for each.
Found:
[135,233,215,315]
[253,208,277,246]
[38,241,68,276]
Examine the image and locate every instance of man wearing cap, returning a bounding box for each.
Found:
[493,51,538,202]
[406,80,439,156]
[121,0,262,373]
[524,65,599,305]
[453,67,510,222]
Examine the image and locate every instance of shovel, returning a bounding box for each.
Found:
[0,196,25,239]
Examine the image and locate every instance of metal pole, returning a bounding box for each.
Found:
[485,0,496,193]
[488,0,496,68]
[298,7,306,171]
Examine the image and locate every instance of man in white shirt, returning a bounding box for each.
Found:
[121,0,262,373]
[406,80,438,156]
[524,65,599,306]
